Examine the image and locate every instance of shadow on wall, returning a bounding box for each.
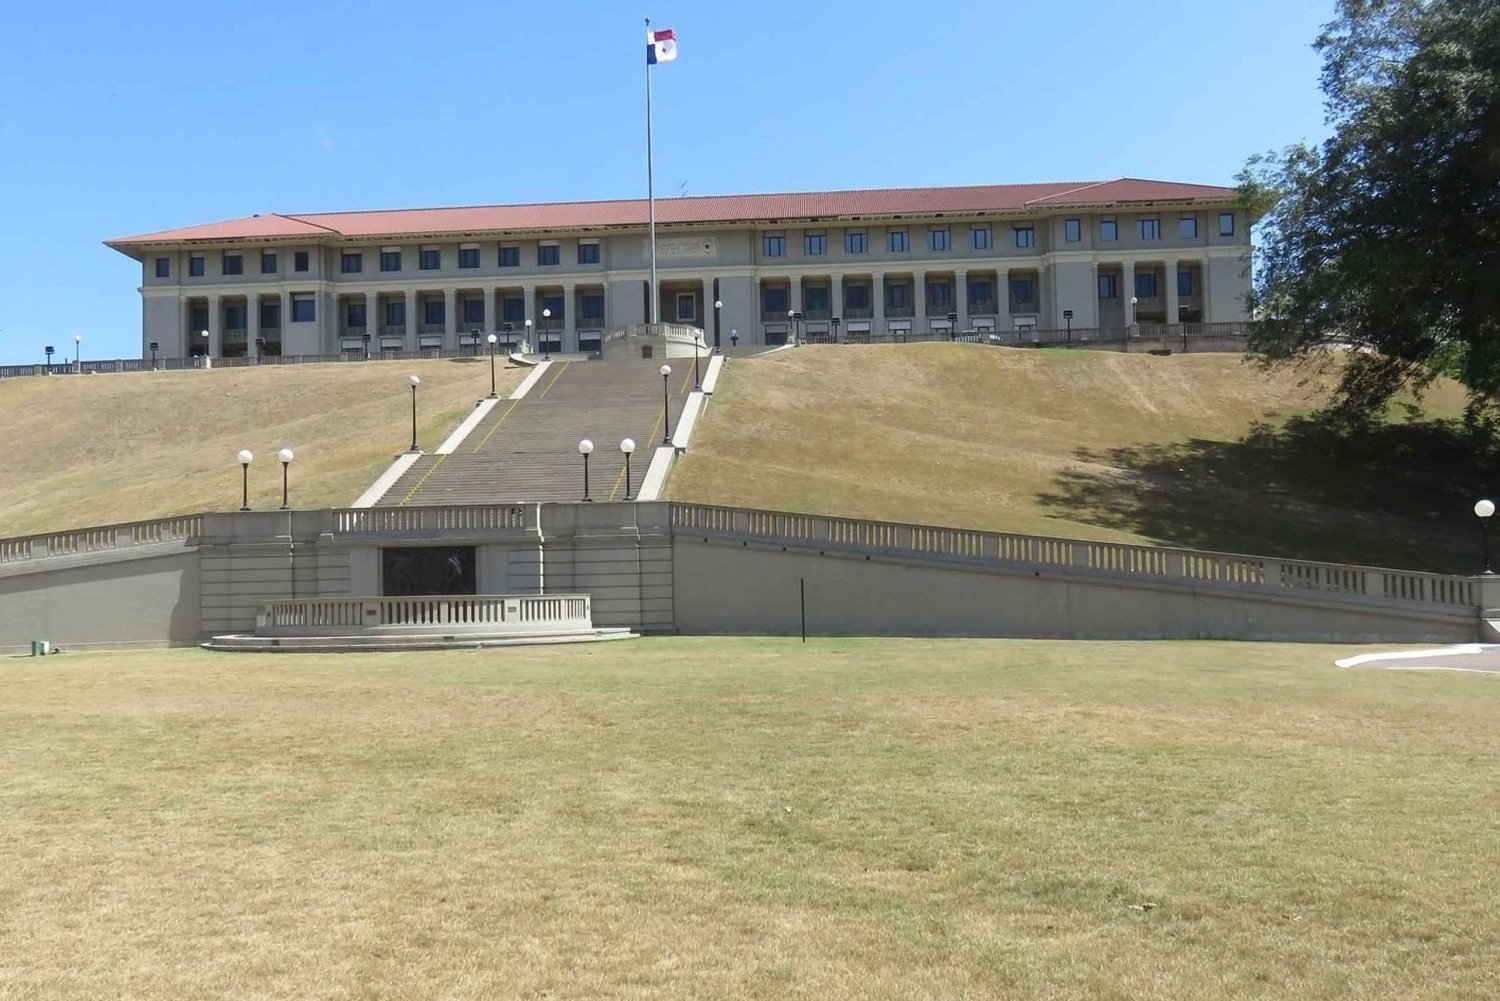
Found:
[1036,409,1496,574]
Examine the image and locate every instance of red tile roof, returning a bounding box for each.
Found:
[106,178,1237,250]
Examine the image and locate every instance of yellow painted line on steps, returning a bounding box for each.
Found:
[606,366,695,500]
[468,397,525,454]
[397,454,447,506]
[536,360,572,399]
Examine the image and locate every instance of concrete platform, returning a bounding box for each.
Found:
[1335,644,1500,673]
[204,627,636,653]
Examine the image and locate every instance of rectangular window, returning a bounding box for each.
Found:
[1013,226,1035,249]
[1219,212,1236,236]
[260,301,280,328]
[888,229,908,252]
[224,304,247,329]
[462,299,484,325]
[763,234,785,257]
[928,281,951,308]
[1009,278,1035,305]
[189,254,205,277]
[541,294,564,319]
[929,227,950,252]
[260,251,277,274]
[423,299,444,325]
[1065,218,1082,243]
[971,226,992,250]
[346,302,366,328]
[154,257,170,278]
[222,253,243,276]
[846,284,869,309]
[341,252,362,274]
[1179,214,1198,238]
[886,283,910,308]
[291,294,315,322]
[385,300,405,327]
[676,292,697,320]
[537,244,560,266]
[804,285,829,313]
[1139,216,1160,240]
[578,242,600,264]
[968,278,992,306]
[502,297,525,323]
[1100,218,1118,242]
[1136,272,1159,298]
[1098,274,1118,299]
[380,250,401,272]
[846,230,867,254]
[499,245,520,268]
[804,232,826,256]
[763,285,789,313]
[294,251,309,272]
[581,292,605,321]
[458,248,480,269]
[1178,269,1194,297]
[419,249,440,270]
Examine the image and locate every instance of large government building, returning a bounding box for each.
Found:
[107,178,1251,358]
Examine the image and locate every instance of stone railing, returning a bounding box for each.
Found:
[0,515,202,566]
[667,502,1478,613]
[333,504,533,535]
[254,593,591,636]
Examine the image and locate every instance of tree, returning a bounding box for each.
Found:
[1242,0,1500,425]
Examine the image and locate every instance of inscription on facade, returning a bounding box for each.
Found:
[645,237,718,259]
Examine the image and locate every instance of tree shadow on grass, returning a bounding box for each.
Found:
[1036,409,1496,573]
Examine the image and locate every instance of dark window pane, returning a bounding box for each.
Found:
[538,245,560,266]
[463,299,484,324]
[294,251,309,272]
[420,249,441,270]
[1219,212,1235,236]
[261,252,277,274]
[1065,218,1081,242]
[424,300,445,324]
[341,253,362,273]
[458,248,480,269]
[578,242,600,264]
[222,253,243,275]
[155,257,170,278]
[291,297,315,322]
[499,246,520,267]
[1100,219,1117,242]
[189,256,205,277]
[380,251,401,272]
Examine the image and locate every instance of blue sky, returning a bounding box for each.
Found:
[0,0,1333,363]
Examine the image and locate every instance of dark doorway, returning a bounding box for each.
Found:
[381,546,477,596]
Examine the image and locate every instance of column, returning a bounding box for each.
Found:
[522,285,536,352]
[206,293,222,358]
[913,271,927,331]
[788,276,802,343]
[872,272,886,332]
[180,298,193,359]
[442,288,457,345]
[997,268,1010,329]
[830,274,844,339]
[957,271,970,333]
[247,292,260,359]
[365,291,379,350]
[1164,258,1180,328]
[562,283,577,352]
[749,277,760,345]
[1122,261,1137,327]
[1090,262,1101,330]
[702,278,714,347]
[404,289,419,347]
[280,291,292,351]
[1199,256,1212,322]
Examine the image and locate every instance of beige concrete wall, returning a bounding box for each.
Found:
[670,539,1475,643]
[0,551,202,652]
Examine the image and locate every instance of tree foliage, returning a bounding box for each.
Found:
[1242,0,1500,424]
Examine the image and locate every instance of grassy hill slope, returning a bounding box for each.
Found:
[670,345,1479,572]
[0,359,522,536]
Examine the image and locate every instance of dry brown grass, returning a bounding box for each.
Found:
[2,638,1498,999]
[670,345,1475,570]
[0,359,522,535]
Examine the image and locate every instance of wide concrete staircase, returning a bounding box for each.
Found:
[384,358,698,505]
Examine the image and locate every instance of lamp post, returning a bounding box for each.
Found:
[502,322,514,351]
[713,298,723,353]
[621,438,636,500]
[660,364,673,443]
[73,334,81,371]
[254,337,265,364]
[361,331,371,361]
[831,316,841,343]
[787,309,804,346]
[149,341,159,371]
[407,374,421,453]
[200,329,210,366]
[236,449,253,511]
[946,311,958,341]
[730,329,739,348]
[524,317,533,356]
[541,308,552,361]
[44,345,53,374]
[578,439,594,501]
[486,333,499,397]
[1064,309,1074,343]
[692,327,703,391]
[278,447,294,510]
[1477,499,1495,574]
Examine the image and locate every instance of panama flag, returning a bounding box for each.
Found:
[647,27,678,64]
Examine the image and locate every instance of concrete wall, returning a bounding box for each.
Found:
[670,539,1475,643]
[0,550,201,652]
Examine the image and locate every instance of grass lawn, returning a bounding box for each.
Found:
[2,638,1497,999]
[0,358,523,536]
[670,345,1482,571]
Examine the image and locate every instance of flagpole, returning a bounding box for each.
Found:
[645,17,659,325]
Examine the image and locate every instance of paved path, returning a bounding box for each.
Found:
[1336,645,1500,673]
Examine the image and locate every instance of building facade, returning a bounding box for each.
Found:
[107,178,1251,359]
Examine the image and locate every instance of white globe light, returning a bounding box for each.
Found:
[660,364,671,377]
[524,318,533,328]
[487,333,497,344]
[578,439,594,455]
[542,308,552,318]
[201,329,209,338]
[714,300,723,309]
[621,438,636,454]
[278,447,294,464]
[237,449,253,465]
[408,374,421,386]
[1476,499,1495,519]
[73,334,82,343]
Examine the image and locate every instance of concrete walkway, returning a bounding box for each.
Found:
[1335,645,1500,673]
